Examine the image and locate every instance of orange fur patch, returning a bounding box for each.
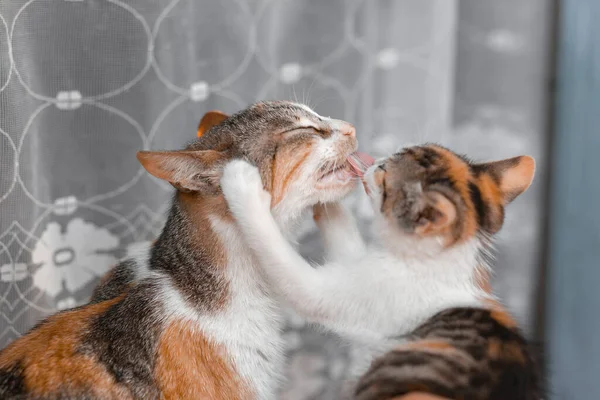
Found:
[197,110,229,138]
[179,190,233,226]
[0,296,130,398]
[271,147,311,207]
[397,340,456,354]
[482,298,518,329]
[411,341,452,351]
[432,146,478,242]
[154,319,250,399]
[490,308,518,329]
[477,173,504,206]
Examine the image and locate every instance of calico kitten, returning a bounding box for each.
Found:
[220,144,543,399]
[0,101,359,399]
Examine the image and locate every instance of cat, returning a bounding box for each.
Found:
[0,101,360,400]
[220,144,543,400]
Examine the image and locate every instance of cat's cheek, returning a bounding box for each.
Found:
[269,146,315,208]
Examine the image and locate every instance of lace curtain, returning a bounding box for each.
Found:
[0,1,548,398]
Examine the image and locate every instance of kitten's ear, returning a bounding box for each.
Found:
[137,150,228,193]
[477,155,535,204]
[414,192,457,236]
[197,110,229,137]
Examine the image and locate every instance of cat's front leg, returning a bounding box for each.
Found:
[313,202,366,263]
[221,160,328,315]
[222,161,384,333]
[220,160,310,276]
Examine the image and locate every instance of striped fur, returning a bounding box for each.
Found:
[355,307,544,400]
[0,101,358,399]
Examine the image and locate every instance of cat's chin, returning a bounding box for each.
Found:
[316,164,358,192]
[316,164,353,185]
[314,182,357,205]
[315,177,356,191]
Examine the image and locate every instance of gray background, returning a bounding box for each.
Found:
[0,1,552,398]
[547,0,600,399]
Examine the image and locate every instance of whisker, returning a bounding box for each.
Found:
[304,76,318,109]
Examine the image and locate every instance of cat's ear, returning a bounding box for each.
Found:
[477,155,535,204]
[137,150,228,193]
[414,192,457,236]
[197,110,229,137]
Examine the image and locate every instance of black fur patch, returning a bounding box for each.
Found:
[468,181,487,229]
[80,283,162,399]
[0,362,26,399]
[149,201,229,312]
[415,147,440,169]
[90,260,135,304]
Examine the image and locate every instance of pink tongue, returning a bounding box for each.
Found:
[348,152,375,177]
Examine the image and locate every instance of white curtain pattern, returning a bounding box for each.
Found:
[0,1,550,398]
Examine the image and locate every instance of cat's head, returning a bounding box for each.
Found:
[363,144,535,252]
[137,101,358,218]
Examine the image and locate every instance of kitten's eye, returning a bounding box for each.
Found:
[378,164,387,172]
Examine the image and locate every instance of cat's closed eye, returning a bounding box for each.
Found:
[280,126,329,140]
[281,126,316,135]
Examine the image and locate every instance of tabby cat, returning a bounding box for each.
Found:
[0,101,359,399]
[220,144,543,399]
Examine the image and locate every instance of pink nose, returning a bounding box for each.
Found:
[341,123,356,137]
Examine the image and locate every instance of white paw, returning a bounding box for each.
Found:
[221,159,271,217]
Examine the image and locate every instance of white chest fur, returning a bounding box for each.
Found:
[152,217,286,400]
[206,217,286,399]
